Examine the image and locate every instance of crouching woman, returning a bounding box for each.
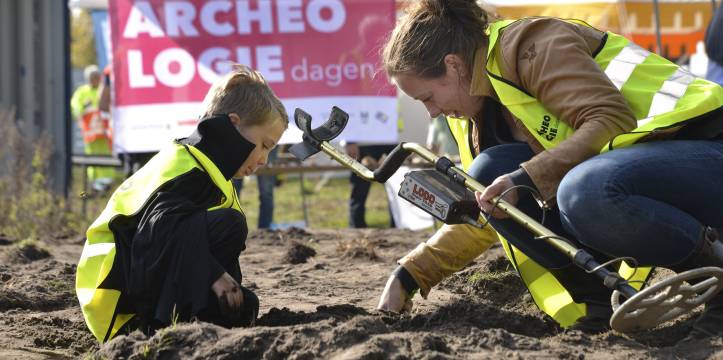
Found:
[76,65,288,342]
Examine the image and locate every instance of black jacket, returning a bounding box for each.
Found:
[102,116,255,331]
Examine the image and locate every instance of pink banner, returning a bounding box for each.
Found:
[109,0,398,152]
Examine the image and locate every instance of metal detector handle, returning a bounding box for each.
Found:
[373,142,413,182]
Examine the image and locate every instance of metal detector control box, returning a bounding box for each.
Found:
[399,169,481,225]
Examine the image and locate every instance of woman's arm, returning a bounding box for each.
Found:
[498,18,637,200]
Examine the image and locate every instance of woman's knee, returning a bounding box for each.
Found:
[468,144,534,185]
[557,160,614,230]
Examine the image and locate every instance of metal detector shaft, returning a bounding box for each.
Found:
[319,142,375,180]
[321,141,577,255]
[317,140,638,298]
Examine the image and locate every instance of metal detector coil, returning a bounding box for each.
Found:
[610,267,723,332]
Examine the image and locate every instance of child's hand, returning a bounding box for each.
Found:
[212,272,245,316]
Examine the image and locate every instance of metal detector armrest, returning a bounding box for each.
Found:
[372,143,413,182]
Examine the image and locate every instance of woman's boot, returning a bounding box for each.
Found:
[670,227,723,338]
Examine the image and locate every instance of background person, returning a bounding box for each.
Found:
[345,142,396,228]
[71,64,116,191]
[378,0,723,337]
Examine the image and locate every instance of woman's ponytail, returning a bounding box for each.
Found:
[382,0,491,79]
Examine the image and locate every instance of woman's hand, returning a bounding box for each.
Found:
[475,174,517,219]
[377,275,413,313]
[212,272,244,316]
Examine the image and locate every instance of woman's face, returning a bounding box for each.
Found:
[229,114,286,178]
[393,54,482,119]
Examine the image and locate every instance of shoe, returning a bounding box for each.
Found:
[568,304,612,334]
[690,295,723,337]
[676,297,723,344]
[239,286,259,326]
[569,315,611,334]
[670,227,723,339]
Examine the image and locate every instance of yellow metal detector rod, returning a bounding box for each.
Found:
[319,142,375,180]
[400,143,579,258]
[319,140,579,259]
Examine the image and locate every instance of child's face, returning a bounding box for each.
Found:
[229,114,286,178]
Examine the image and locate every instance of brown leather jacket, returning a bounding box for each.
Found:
[469,17,638,201]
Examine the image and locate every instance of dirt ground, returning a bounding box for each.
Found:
[1,228,722,359]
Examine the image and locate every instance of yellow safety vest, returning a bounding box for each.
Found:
[448,18,721,327]
[75,142,242,342]
[486,19,723,152]
[70,84,99,120]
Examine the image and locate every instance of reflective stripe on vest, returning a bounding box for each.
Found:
[76,142,242,342]
[80,110,110,143]
[486,19,723,152]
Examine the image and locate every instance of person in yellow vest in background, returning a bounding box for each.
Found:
[377,0,723,338]
[75,65,288,343]
[70,64,116,192]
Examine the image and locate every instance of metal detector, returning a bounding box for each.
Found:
[288,107,723,333]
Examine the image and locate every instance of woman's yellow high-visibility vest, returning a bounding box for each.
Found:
[75,142,242,342]
[447,18,721,327]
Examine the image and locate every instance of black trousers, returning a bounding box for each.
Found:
[349,144,397,228]
[196,209,258,328]
[120,208,256,336]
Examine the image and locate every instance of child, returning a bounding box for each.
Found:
[76,65,288,342]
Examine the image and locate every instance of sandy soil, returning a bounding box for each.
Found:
[0,228,721,359]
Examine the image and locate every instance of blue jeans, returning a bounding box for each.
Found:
[707,60,723,86]
[558,140,723,267]
[469,140,723,268]
[233,147,278,229]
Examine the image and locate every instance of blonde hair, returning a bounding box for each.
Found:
[382,0,490,79]
[201,64,288,128]
[84,65,100,82]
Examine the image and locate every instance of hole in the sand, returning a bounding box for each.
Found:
[257,304,369,327]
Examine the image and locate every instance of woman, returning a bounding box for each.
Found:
[378,0,723,336]
[76,65,288,342]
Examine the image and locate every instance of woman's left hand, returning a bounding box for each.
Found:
[475,174,517,219]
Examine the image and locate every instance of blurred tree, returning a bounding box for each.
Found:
[71,10,97,69]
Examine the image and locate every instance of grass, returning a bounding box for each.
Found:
[467,269,515,286]
[238,174,392,230]
[4,166,395,240]
[0,109,85,241]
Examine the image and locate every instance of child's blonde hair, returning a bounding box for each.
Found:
[201,64,288,128]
